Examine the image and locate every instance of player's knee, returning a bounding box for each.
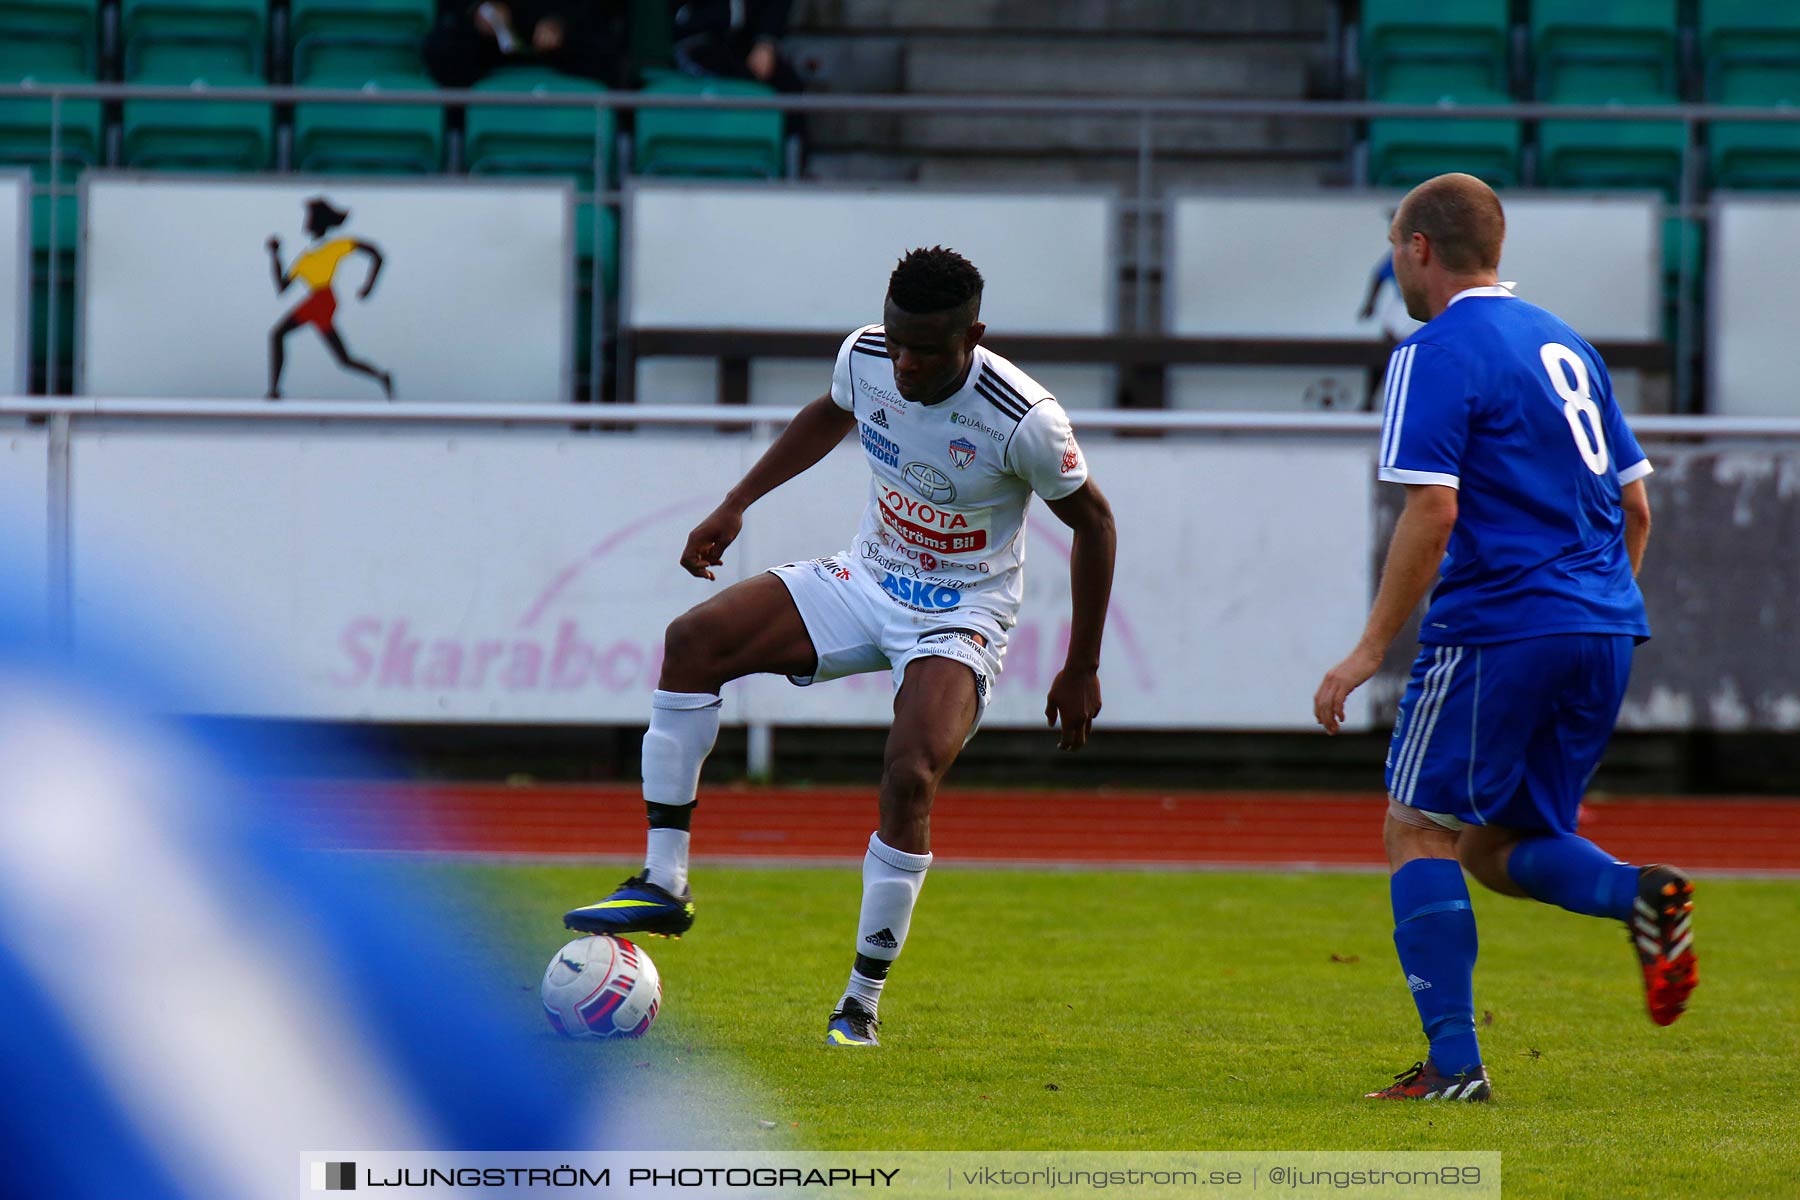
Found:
[1383,808,1455,867]
[879,751,940,810]
[1456,837,1528,897]
[659,610,726,684]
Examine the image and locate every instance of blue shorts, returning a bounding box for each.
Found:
[1385,633,1633,833]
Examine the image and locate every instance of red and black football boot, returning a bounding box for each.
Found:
[1365,1059,1491,1102]
[1630,864,1697,1026]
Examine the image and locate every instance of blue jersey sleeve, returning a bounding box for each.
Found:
[1596,363,1653,484]
[1378,341,1469,489]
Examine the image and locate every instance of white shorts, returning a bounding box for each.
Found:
[767,554,1009,736]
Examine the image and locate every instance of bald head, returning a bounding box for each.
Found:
[1388,173,1505,321]
[1394,173,1505,274]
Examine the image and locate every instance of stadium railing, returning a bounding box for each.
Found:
[6,394,1796,772]
[622,330,1672,408]
[8,82,1800,411]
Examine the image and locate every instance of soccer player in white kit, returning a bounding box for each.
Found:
[563,247,1118,1045]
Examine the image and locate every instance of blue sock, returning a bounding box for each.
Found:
[1390,858,1482,1076]
[1507,834,1638,921]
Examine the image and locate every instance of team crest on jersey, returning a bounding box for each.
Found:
[948,437,977,469]
[871,408,891,429]
[1061,431,1083,474]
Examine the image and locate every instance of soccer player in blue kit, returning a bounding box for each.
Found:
[1313,174,1697,1102]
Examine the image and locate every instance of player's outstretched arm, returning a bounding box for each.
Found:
[1313,483,1458,734]
[678,393,857,579]
[1621,479,1651,577]
[1043,480,1116,751]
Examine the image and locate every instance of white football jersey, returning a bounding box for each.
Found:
[828,323,1089,628]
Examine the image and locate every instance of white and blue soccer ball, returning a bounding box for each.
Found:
[541,935,662,1039]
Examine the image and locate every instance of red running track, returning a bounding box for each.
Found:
[287,782,1800,873]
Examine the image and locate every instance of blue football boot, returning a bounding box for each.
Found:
[824,998,880,1047]
[564,873,695,938]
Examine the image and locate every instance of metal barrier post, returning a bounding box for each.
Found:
[1134,108,1154,332]
[590,109,607,402]
[746,722,773,782]
[46,411,71,648]
[1677,114,1701,413]
[46,93,62,396]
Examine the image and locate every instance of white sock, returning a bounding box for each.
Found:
[640,689,720,892]
[841,832,932,1017]
[842,967,885,1014]
[644,828,691,895]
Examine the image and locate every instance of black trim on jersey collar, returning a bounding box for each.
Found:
[979,365,1033,408]
[975,372,1029,419]
[975,381,1026,420]
[851,343,888,358]
[975,380,1026,420]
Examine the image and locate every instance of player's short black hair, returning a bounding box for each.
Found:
[887,246,984,318]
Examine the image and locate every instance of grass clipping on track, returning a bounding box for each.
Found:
[417,863,1800,1200]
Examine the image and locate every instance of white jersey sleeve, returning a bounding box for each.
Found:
[830,324,882,412]
[1007,398,1088,501]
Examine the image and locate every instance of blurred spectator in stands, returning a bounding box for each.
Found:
[672,0,805,92]
[425,1,629,88]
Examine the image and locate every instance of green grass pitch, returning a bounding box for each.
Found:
[412,862,1800,1199]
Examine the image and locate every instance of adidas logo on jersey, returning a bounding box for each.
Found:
[870,408,891,429]
[864,927,899,949]
[1406,974,1432,992]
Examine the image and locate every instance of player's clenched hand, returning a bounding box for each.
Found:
[1313,644,1383,735]
[679,504,743,580]
[1045,666,1101,751]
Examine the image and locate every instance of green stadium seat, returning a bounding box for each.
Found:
[121,70,273,171]
[465,67,613,183]
[294,73,442,173]
[1359,0,1509,100]
[1708,116,1800,190]
[1538,118,1685,195]
[1367,88,1522,187]
[1701,0,1800,93]
[1701,2,1800,187]
[1532,0,1679,101]
[633,72,784,179]
[120,0,266,79]
[0,0,98,77]
[289,0,433,83]
[1533,2,1683,196]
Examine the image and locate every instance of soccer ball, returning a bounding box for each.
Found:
[540,934,662,1039]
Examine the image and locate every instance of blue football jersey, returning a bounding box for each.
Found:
[1378,286,1652,645]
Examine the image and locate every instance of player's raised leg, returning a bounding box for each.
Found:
[1461,825,1696,1026]
[827,655,978,1047]
[564,573,818,937]
[1455,634,1697,1026]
